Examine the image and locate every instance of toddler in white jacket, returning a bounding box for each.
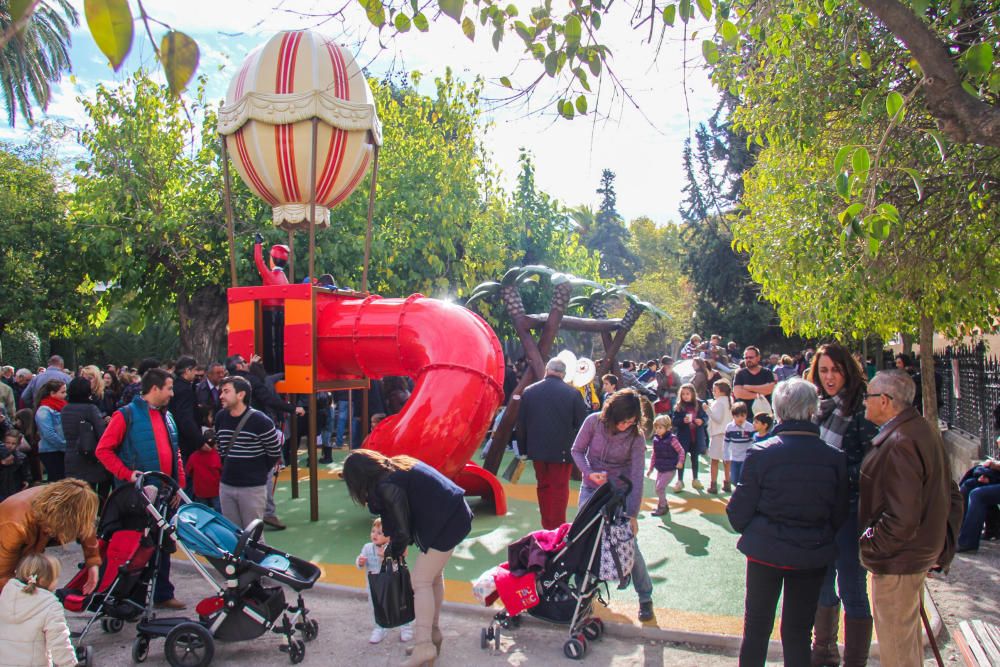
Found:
[0,553,78,667]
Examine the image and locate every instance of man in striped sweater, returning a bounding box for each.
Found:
[216,376,282,533]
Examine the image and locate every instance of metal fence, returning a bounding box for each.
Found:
[935,343,999,460]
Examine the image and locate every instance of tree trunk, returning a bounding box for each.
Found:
[177,285,229,363]
[919,314,939,428]
[482,367,538,474]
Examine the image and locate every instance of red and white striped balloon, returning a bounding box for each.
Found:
[219,30,382,230]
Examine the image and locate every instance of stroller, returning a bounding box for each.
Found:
[479,478,632,660]
[60,471,320,667]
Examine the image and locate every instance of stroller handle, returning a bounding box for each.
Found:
[134,470,181,491]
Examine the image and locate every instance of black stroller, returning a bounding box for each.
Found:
[62,471,320,667]
[481,478,632,660]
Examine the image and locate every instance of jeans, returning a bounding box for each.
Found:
[264,466,278,518]
[740,560,826,667]
[818,505,871,618]
[578,484,653,603]
[730,460,745,485]
[320,404,335,448]
[958,480,1000,550]
[677,450,700,481]
[335,400,349,446]
[154,549,174,604]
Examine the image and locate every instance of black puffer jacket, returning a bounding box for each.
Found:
[62,402,112,485]
[727,420,849,569]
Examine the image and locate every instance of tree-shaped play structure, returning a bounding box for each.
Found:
[467,265,666,474]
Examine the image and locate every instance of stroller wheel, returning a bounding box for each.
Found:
[301,619,319,642]
[76,645,94,667]
[287,639,305,664]
[480,627,492,650]
[102,618,125,634]
[494,627,501,650]
[564,637,587,660]
[165,623,215,667]
[583,618,604,640]
[132,636,150,663]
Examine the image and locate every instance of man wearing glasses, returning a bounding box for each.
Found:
[857,370,961,667]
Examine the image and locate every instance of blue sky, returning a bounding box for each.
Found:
[3,0,719,224]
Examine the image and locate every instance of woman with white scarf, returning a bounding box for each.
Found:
[805,344,878,667]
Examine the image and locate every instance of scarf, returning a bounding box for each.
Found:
[39,395,67,412]
[817,393,850,450]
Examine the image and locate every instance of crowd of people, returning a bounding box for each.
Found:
[0,332,996,666]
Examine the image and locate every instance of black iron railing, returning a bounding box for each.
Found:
[935,343,998,460]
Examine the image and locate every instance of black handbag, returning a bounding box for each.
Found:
[367,556,415,628]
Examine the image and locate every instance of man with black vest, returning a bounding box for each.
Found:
[215,376,282,534]
[96,368,186,610]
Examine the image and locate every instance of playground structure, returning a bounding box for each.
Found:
[218,30,506,520]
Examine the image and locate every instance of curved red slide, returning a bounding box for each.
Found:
[316,294,508,513]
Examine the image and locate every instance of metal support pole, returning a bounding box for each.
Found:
[308,393,319,522]
[220,135,238,287]
[362,144,380,293]
[308,118,319,283]
[289,397,299,499]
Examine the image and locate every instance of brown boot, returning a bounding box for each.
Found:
[842,616,873,667]
[811,604,841,666]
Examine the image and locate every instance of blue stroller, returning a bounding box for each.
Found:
[128,472,320,666]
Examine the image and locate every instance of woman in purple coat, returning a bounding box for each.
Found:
[571,389,655,622]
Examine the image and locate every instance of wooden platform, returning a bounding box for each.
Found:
[954,620,1000,666]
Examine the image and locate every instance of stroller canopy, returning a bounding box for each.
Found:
[174,504,240,559]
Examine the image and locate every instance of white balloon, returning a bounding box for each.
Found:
[555,350,578,383]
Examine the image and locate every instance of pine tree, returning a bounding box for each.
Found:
[585,169,639,282]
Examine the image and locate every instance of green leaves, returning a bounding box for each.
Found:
[720,20,739,45]
[160,31,199,95]
[851,146,870,175]
[462,16,475,40]
[9,0,34,23]
[394,13,412,32]
[358,0,386,26]
[925,129,947,161]
[962,42,994,76]
[499,76,512,88]
[413,12,430,31]
[702,40,720,64]
[885,91,904,120]
[557,99,575,119]
[833,145,853,175]
[696,0,713,20]
[662,5,676,26]
[899,168,924,201]
[84,0,134,71]
[438,0,465,23]
[575,95,588,114]
[565,15,582,47]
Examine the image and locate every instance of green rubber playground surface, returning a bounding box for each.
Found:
[264,446,749,635]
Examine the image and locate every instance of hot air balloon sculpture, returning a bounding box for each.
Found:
[218,30,506,521]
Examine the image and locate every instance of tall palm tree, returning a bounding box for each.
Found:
[1,0,79,127]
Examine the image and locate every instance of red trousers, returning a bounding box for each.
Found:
[533,461,574,530]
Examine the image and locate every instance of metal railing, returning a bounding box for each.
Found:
[935,343,998,460]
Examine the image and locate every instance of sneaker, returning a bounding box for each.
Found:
[369,627,388,644]
[723,481,732,493]
[672,479,684,492]
[707,484,718,494]
[691,479,704,491]
[638,601,654,622]
[400,625,414,642]
[263,515,287,530]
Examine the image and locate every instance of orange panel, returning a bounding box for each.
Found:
[229,301,256,332]
[276,365,312,394]
[285,298,313,324]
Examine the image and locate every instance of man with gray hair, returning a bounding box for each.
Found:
[12,369,32,409]
[517,357,589,529]
[859,370,961,666]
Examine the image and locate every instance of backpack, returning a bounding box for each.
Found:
[76,417,99,459]
[598,517,635,583]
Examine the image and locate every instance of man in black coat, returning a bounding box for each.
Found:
[168,356,203,461]
[195,361,225,423]
[517,358,589,530]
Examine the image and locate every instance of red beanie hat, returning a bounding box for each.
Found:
[270,244,290,262]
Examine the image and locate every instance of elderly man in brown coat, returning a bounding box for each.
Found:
[859,370,962,667]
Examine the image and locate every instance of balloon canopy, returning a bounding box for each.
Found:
[218,30,382,231]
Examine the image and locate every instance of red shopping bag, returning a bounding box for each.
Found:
[492,563,539,615]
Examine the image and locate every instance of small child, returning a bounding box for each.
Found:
[724,402,756,486]
[647,415,685,517]
[185,428,222,512]
[0,553,78,667]
[706,380,733,494]
[356,518,413,644]
[0,430,31,501]
[752,412,774,443]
